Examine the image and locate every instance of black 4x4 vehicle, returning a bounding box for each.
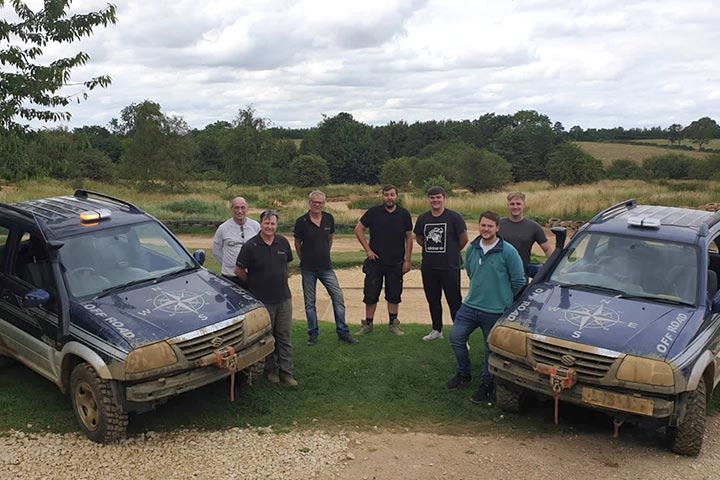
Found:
[0,191,274,442]
[489,200,720,456]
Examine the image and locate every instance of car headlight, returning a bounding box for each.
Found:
[126,341,177,374]
[616,355,674,387]
[488,326,527,357]
[244,307,271,338]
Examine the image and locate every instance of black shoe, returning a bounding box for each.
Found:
[307,335,318,346]
[447,374,472,390]
[470,380,496,404]
[339,334,358,345]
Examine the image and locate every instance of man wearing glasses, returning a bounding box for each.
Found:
[213,197,260,288]
[294,190,358,346]
[235,210,297,387]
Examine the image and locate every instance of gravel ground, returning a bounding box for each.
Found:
[0,428,351,480]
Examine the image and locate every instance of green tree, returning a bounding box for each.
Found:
[667,123,683,145]
[118,101,197,190]
[493,110,561,181]
[683,117,719,150]
[455,149,512,192]
[302,112,381,184]
[289,154,329,187]
[222,106,273,186]
[413,158,445,186]
[545,143,603,186]
[379,157,413,189]
[0,0,117,133]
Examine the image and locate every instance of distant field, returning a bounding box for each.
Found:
[628,138,720,150]
[574,141,712,165]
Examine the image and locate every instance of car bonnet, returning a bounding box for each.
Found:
[70,269,264,350]
[498,283,698,360]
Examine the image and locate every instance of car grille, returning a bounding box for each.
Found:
[172,319,245,362]
[530,338,617,381]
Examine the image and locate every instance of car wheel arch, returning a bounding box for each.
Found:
[59,342,115,392]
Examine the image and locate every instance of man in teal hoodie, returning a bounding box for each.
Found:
[447,211,525,403]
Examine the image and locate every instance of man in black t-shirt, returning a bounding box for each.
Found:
[294,190,357,346]
[354,185,413,336]
[414,186,468,341]
[236,210,296,387]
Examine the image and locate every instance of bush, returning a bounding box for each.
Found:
[455,149,512,192]
[546,143,603,186]
[421,175,453,196]
[67,149,116,181]
[289,154,330,187]
[379,157,413,189]
[605,159,643,180]
[642,153,692,179]
[413,158,445,186]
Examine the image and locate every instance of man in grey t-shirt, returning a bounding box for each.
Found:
[213,196,260,286]
[499,192,553,276]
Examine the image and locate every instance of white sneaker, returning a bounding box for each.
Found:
[422,329,443,341]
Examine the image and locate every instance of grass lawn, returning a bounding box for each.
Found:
[2,321,720,440]
[1,322,524,437]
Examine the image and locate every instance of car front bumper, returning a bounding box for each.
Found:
[489,353,676,419]
[125,335,274,403]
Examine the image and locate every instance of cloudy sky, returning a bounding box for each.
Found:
[15,0,720,131]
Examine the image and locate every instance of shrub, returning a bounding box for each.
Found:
[289,154,330,187]
[605,159,643,180]
[546,143,603,186]
[642,153,692,179]
[422,175,453,196]
[455,149,512,192]
[413,158,445,186]
[379,157,413,189]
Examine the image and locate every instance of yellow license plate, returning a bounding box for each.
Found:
[582,387,655,416]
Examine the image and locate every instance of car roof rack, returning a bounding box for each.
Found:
[73,190,143,214]
[0,202,36,220]
[588,199,637,224]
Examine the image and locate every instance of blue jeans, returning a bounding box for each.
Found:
[449,304,502,383]
[301,269,350,338]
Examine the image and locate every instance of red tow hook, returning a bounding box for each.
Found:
[214,345,238,402]
[534,364,577,425]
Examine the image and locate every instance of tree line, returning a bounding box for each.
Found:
[1,101,719,192]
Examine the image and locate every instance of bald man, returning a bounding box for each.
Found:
[213,196,261,287]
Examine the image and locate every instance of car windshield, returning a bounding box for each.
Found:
[59,221,196,298]
[549,232,698,305]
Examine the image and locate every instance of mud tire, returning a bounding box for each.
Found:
[70,363,128,443]
[668,376,706,457]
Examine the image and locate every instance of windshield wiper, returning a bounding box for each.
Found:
[617,294,695,307]
[95,277,156,298]
[153,264,197,283]
[557,282,626,296]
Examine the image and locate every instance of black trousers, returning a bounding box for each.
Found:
[420,266,462,332]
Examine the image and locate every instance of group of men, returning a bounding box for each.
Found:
[212,187,552,400]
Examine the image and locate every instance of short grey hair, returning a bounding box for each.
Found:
[308,190,326,201]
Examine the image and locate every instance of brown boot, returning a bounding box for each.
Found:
[356,320,374,335]
[389,319,405,336]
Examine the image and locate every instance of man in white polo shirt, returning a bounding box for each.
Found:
[213,196,260,287]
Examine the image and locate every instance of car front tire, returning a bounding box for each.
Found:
[668,376,706,457]
[70,362,128,443]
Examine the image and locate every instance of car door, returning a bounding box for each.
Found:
[0,219,60,381]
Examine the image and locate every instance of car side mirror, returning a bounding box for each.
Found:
[193,249,206,266]
[24,288,51,307]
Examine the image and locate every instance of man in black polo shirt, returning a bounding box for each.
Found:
[235,210,297,387]
[354,184,413,336]
[294,190,358,346]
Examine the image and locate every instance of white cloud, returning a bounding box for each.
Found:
[9,0,716,130]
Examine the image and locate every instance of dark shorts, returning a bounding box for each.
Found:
[362,259,404,305]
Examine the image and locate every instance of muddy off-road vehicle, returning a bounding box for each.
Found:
[488,199,720,456]
[0,191,274,442]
